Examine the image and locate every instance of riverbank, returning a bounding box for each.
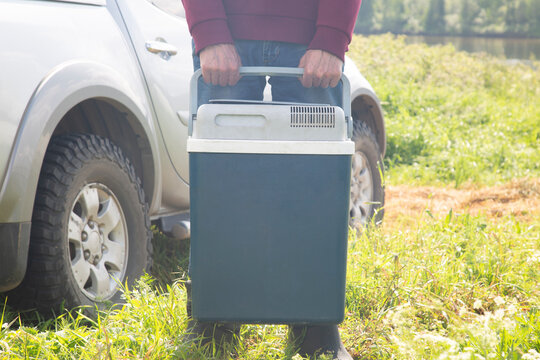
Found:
[403,34,540,59]
[354,32,540,59]
[349,34,540,187]
[355,31,540,40]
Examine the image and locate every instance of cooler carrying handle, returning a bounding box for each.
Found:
[189,66,352,138]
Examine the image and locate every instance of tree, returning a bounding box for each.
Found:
[356,0,375,33]
[425,0,446,34]
[515,0,529,34]
[460,0,478,34]
[505,0,517,34]
[380,0,407,33]
[529,0,540,37]
[353,0,540,36]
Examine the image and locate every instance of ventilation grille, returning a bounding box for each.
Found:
[290,106,336,128]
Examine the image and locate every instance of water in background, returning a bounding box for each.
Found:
[404,35,540,60]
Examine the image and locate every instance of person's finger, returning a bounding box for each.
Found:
[298,55,308,87]
[210,67,220,86]
[218,66,229,87]
[302,68,314,88]
[329,71,341,88]
[329,64,343,88]
[320,73,331,88]
[312,54,328,87]
[226,55,241,86]
[300,52,318,88]
[201,64,212,84]
[326,53,343,88]
[228,68,241,86]
[201,60,219,85]
[311,69,323,87]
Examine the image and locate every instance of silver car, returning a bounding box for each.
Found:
[0,0,385,314]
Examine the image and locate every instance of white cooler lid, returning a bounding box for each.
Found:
[188,138,354,155]
[189,102,353,155]
[192,103,348,141]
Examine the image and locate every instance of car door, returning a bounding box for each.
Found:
[114,0,192,182]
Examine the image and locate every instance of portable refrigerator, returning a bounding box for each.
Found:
[188,67,354,324]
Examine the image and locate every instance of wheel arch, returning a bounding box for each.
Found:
[344,56,386,156]
[0,60,161,226]
[52,98,156,209]
[351,90,386,156]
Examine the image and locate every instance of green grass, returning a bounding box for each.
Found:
[344,213,540,359]
[1,214,539,359]
[349,34,540,187]
[1,35,539,359]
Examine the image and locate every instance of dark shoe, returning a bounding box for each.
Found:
[183,319,240,349]
[289,324,352,360]
[183,280,241,352]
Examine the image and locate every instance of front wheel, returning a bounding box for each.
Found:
[9,134,152,315]
[349,122,385,227]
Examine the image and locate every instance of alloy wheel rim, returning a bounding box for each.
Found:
[67,183,128,301]
[350,151,374,226]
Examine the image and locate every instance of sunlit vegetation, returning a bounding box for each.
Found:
[356,0,540,38]
[350,34,539,187]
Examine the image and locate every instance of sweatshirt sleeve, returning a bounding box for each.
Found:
[181,0,234,54]
[308,0,362,61]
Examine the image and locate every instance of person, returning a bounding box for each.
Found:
[181,1,362,359]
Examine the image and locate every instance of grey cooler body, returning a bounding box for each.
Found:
[188,68,354,324]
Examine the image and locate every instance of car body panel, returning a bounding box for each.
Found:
[51,0,106,5]
[116,0,193,183]
[0,0,161,222]
[114,0,195,213]
[0,223,30,292]
[0,61,160,223]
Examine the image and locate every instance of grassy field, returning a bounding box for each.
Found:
[349,34,539,187]
[2,211,539,359]
[1,35,539,359]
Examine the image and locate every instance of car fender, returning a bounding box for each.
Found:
[0,60,162,224]
[344,57,386,156]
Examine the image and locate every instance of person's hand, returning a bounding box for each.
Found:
[298,50,343,88]
[199,43,242,87]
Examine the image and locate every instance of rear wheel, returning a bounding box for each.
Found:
[8,134,152,315]
[349,121,385,227]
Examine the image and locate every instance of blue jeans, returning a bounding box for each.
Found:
[193,40,342,107]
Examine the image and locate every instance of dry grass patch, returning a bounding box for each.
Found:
[384,178,540,228]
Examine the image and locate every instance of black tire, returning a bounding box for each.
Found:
[8,134,152,315]
[349,121,385,227]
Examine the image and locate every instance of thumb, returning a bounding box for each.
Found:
[298,53,307,75]
[298,52,313,87]
[298,53,306,68]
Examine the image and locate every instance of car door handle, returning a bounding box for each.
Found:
[145,40,178,57]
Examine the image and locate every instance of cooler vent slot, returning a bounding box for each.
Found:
[290,106,336,128]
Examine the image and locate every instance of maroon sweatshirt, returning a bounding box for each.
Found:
[182,0,362,61]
